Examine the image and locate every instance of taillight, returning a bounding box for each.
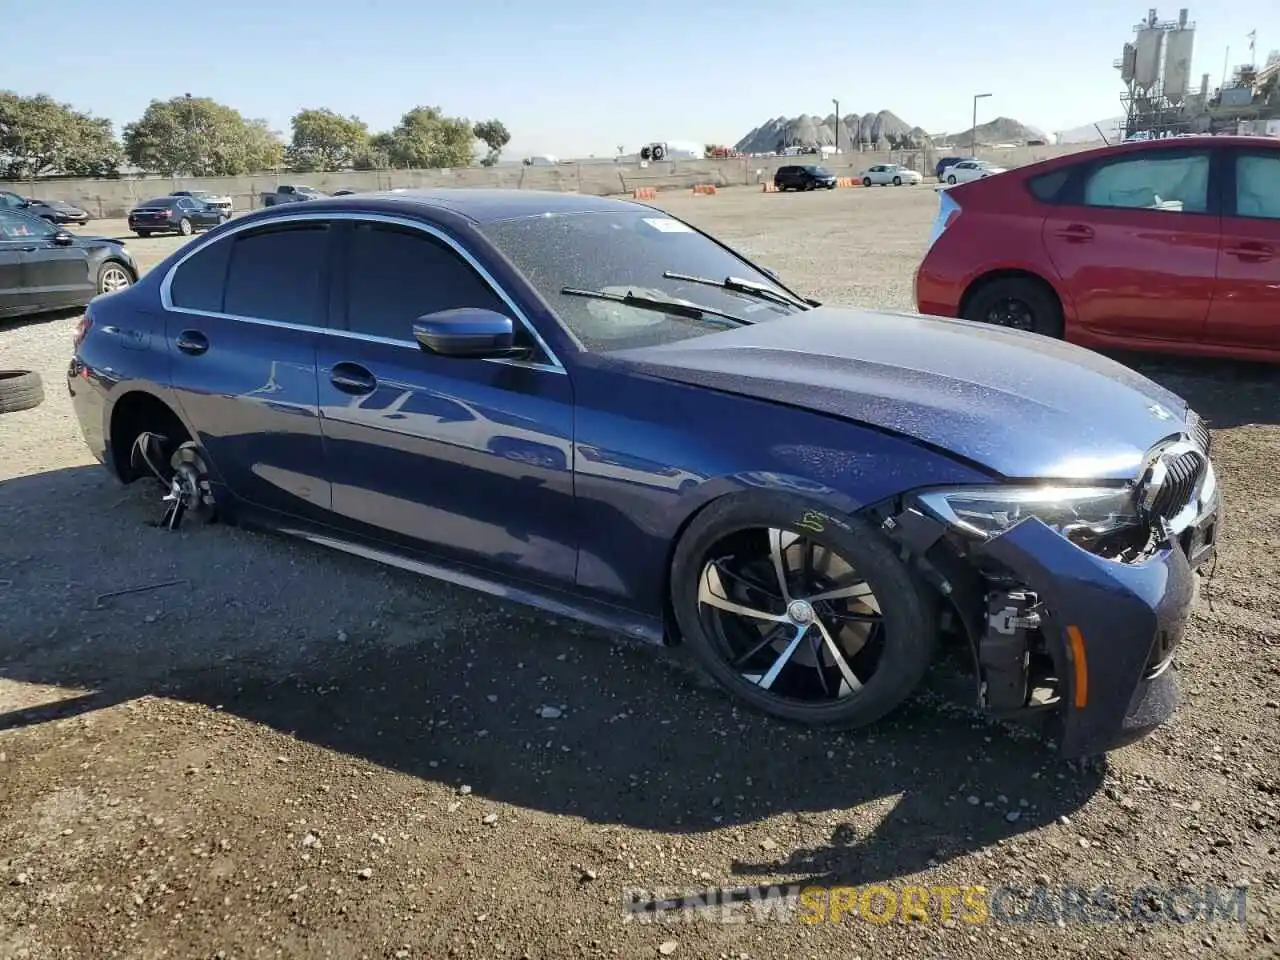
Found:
[73,309,93,349]
[923,190,962,254]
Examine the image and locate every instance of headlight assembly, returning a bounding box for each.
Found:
[916,485,1140,541]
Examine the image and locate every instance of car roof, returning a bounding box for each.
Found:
[258,188,649,225]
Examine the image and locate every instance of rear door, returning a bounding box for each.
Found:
[1041,145,1221,345]
[163,218,332,518]
[1207,146,1280,352]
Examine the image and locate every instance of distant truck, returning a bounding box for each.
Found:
[259,185,326,207]
[639,141,704,161]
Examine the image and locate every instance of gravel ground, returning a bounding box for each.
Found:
[1,187,1277,959]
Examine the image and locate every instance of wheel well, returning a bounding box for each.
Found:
[108,392,190,483]
[101,256,137,279]
[958,269,1062,321]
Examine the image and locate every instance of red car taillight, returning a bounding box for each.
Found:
[73,309,93,350]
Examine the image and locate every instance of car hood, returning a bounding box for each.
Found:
[607,307,1190,480]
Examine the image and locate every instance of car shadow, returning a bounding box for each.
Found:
[1107,351,1279,429]
[0,464,1103,891]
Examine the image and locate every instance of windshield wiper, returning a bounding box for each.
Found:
[559,287,751,327]
[661,271,811,309]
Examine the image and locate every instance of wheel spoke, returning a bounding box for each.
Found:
[753,623,809,690]
[731,623,790,669]
[814,620,863,696]
[766,528,792,601]
[804,581,874,604]
[699,564,787,623]
[818,608,882,624]
[711,559,782,603]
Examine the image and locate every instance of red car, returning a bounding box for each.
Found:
[915,135,1280,363]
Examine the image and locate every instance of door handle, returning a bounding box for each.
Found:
[20,245,37,252]
[330,362,377,395]
[1224,242,1273,262]
[174,330,209,355]
[1054,224,1095,243]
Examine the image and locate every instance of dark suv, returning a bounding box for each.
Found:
[773,165,837,191]
[934,156,975,180]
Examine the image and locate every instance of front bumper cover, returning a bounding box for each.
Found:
[974,514,1202,758]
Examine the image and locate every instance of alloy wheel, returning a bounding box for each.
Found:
[100,265,132,293]
[696,527,885,704]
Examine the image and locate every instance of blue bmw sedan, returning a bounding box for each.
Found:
[67,189,1221,758]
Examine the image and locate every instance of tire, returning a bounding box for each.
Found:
[893,176,902,186]
[862,177,872,187]
[135,230,151,238]
[97,260,134,295]
[178,218,193,236]
[963,276,1064,338]
[669,492,936,729]
[0,370,45,415]
[947,174,957,184]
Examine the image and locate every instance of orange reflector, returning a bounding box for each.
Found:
[1066,625,1089,708]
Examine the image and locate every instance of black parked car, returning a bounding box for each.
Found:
[0,207,137,319]
[128,196,227,237]
[0,190,91,225]
[773,165,837,191]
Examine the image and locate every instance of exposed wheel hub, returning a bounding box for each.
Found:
[786,599,816,624]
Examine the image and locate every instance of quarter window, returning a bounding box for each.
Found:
[1235,154,1280,219]
[168,236,232,313]
[1083,153,1210,213]
[223,223,329,324]
[343,222,509,341]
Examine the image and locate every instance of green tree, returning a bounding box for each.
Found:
[0,91,122,179]
[473,119,510,167]
[382,106,475,170]
[123,96,284,176]
[286,108,370,172]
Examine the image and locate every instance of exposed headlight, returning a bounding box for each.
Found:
[916,485,1139,541]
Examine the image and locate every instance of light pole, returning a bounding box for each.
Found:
[971,93,992,157]
[183,92,195,176]
[832,98,840,155]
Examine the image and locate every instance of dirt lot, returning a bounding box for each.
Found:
[1,186,1277,959]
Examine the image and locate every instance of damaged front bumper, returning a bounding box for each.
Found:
[884,471,1221,759]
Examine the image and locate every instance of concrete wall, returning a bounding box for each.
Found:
[2,143,1100,218]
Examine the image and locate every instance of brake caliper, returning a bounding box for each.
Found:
[980,587,1042,713]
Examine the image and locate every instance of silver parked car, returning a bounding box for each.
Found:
[860,164,923,187]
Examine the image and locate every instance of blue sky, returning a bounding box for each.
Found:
[5,0,1270,157]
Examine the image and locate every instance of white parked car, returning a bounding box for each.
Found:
[940,160,1007,185]
[860,163,922,187]
[171,189,232,216]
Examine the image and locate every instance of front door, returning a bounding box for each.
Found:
[315,218,577,586]
[1041,146,1221,345]
[0,212,33,316]
[163,218,331,517]
[1,211,93,310]
[1207,147,1280,353]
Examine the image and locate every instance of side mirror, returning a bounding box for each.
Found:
[412,308,526,359]
[52,230,75,246]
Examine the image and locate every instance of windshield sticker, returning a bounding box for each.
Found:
[642,217,693,233]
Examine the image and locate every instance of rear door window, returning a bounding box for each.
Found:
[222,223,330,325]
[1083,152,1211,213]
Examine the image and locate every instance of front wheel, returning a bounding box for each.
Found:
[97,261,133,295]
[134,230,151,238]
[670,494,936,728]
[862,177,872,187]
[178,217,193,236]
[963,276,1064,338]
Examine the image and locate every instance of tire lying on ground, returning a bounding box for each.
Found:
[0,370,45,414]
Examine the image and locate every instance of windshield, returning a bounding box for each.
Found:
[479,211,804,351]
[804,166,831,175]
